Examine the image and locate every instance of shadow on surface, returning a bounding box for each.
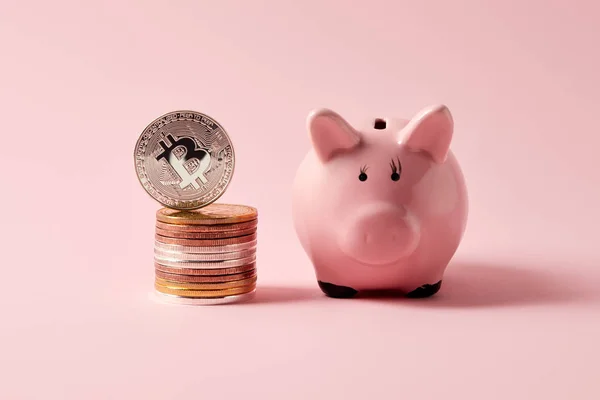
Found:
[358,260,599,308]
[245,285,323,304]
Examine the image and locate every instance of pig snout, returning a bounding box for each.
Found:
[338,203,420,265]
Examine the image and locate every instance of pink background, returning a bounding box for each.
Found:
[1,0,599,398]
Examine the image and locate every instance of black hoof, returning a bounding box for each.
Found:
[406,280,442,298]
[318,281,358,298]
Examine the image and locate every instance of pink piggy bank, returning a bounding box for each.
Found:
[292,105,468,298]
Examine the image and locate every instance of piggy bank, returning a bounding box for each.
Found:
[291,105,468,298]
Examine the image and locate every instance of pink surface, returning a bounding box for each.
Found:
[0,0,599,398]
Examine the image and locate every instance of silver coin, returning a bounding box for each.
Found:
[153,239,257,254]
[153,254,256,269]
[153,248,255,261]
[134,110,235,210]
[151,289,256,305]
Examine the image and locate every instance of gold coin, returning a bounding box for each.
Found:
[155,276,257,290]
[156,203,258,225]
[154,282,256,298]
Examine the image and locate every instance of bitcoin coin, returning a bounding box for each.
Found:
[155,269,256,283]
[152,290,256,305]
[155,276,257,290]
[134,110,235,210]
[156,204,258,225]
[154,262,256,276]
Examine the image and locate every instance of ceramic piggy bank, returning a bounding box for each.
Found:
[291,105,468,298]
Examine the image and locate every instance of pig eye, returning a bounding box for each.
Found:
[359,165,368,181]
[390,157,401,181]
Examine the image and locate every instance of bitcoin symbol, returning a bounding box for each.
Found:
[156,134,211,190]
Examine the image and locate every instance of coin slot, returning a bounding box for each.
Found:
[374,119,386,130]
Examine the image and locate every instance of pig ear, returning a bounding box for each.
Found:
[307,108,361,162]
[399,104,453,163]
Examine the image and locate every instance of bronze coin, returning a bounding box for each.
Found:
[155,219,257,232]
[154,262,256,276]
[155,226,256,239]
[154,232,257,246]
[155,269,256,283]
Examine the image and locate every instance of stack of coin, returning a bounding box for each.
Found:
[134,110,257,305]
[152,203,258,305]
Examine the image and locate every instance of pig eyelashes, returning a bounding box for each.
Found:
[390,158,401,181]
[357,160,401,182]
[358,165,368,181]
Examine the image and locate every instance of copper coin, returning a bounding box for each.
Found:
[155,226,256,239]
[156,204,258,225]
[155,276,257,290]
[154,254,256,269]
[155,262,256,276]
[154,282,256,298]
[155,269,256,283]
[155,219,257,232]
[155,232,257,246]
[154,239,257,254]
